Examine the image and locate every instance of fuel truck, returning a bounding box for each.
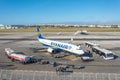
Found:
[5,48,34,64]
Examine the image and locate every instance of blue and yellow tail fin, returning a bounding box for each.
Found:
[37,27,45,39]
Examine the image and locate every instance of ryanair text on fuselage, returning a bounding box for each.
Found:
[51,42,72,50]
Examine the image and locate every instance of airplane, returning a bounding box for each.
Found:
[37,27,85,56]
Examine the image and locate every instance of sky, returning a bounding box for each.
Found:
[0,0,120,25]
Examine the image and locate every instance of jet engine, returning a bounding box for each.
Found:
[47,47,55,54]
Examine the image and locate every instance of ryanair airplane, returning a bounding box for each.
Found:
[37,27,84,56]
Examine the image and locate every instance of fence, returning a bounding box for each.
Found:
[0,69,120,80]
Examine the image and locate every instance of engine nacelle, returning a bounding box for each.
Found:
[47,48,55,53]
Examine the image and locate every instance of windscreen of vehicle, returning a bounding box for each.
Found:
[106,53,114,57]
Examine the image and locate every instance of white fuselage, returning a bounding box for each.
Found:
[38,38,84,56]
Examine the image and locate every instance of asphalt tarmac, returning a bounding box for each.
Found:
[0,32,120,73]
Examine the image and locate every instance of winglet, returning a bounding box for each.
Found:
[67,37,73,43]
[71,37,73,42]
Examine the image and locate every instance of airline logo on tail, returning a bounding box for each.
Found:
[37,27,45,39]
